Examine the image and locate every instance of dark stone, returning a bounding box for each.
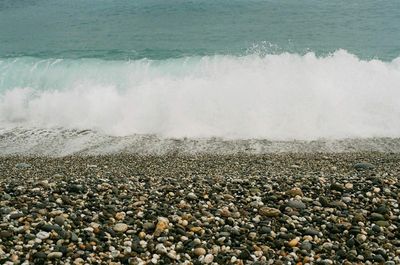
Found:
[9,213,24,219]
[319,197,330,207]
[303,229,320,236]
[346,238,355,247]
[354,162,374,171]
[330,183,344,192]
[41,224,62,232]
[259,226,271,234]
[67,184,85,193]
[0,231,13,238]
[375,205,390,215]
[370,213,385,221]
[238,249,251,260]
[372,225,382,233]
[301,241,312,251]
[373,254,385,263]
[287,200,306,209]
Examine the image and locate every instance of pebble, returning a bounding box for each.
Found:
[36,231,50,240]
[259,207,281,217]
[287,200,306,209]
[354,162,374,170]
[154,217,169,237]
[54,215,65,226]
[194,247,207,256]
[288,238,299,247]
[204,254,214,264]
[113,223,128,232]
[345,183,354,189]
[0,154,398,264]
[115,212,126,220]
[187,192,198,200]
[47,252,63,259]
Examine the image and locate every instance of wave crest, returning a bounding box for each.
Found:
[1,50,400,140]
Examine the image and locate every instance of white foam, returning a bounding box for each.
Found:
[1,50,400,140]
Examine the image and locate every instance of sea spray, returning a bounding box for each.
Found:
[1,50,400,140]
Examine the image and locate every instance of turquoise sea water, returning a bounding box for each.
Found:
[1,0,399,60]
[1,0,400,148]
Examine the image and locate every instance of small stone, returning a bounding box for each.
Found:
[304,229,320,236]
[287,200,306,209]
[36,231,50,240]
[154,217,169,237]
[301,241,312,250]
[354,162,374,171]
[342,197,352,203]
[356,234,367,242]
[47,252,63,259]
[330,183,344,192]
[259,207,281,217]
[194,247,206,256]
[286,187,303,197]
[10,212,24,219]
[370,213,385,221]
[220,208,231,218]
[54,216,65,226]
[345,183,354,189]
[375,221,390,227]
[288,238,299,247]
[15,163,31,169]
[204,254,214,264]
[113,223,128,233]
[0,231,13,238]
[115,212,126,220]
[373,187,381,193]
[187,192,198,200]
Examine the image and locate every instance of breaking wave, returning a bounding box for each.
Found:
[1,50,400,140]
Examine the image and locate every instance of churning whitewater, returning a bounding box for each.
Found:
[1,50,400,140]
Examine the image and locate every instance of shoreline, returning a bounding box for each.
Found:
[1,153,399,264]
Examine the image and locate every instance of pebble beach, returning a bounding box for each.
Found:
[0,153,399,264]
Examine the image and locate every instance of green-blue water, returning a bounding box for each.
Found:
[1,0,399,60]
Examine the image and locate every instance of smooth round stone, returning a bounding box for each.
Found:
[259,207,281,217]
[36,231,50,240]
[354,162,374,170]
[301,241,312,251]
[194,247,206,256]
[288,238,299,247]
[356,234,367,242]
[54,216,65,226]
[204,254,214,264]
[15,163,31,169]
[371,213,385,221]
[187,192,198,200]
[113,223,128,232]
[0,231,13,238]
[345,183,354,189]
[330,183,344,192]
[287,200,306,209]
[342,197,352,203]
[47,252,63,259]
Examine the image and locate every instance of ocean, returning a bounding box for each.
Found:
[1,0,400,155]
